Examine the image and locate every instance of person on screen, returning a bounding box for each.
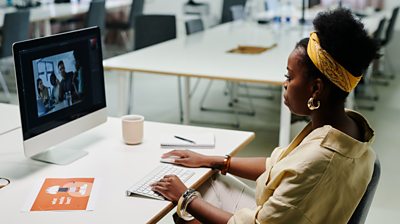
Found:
[37,78,50,106]
[58,60,79,103]
[49,73,61,104]
[150,8,379,224]
[73,51,83,94]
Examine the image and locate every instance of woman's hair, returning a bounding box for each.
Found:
[37,78,42,95]
[50,73,57,86]
[295,8,379,101]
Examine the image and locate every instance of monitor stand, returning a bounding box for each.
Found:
[31,147,88,165]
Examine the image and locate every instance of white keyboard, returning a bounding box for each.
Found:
[127,164,195,200]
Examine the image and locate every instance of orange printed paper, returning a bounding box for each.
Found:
[30,178,94,211]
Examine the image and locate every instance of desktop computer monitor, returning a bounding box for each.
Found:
[13,27,107,164]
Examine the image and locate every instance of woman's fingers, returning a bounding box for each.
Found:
[173,157,191,165]
[162,149,189,158]
[150,175,183,202]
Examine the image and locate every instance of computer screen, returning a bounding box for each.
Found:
[13,27,107,164]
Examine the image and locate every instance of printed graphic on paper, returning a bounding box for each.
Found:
[30,178,95,211]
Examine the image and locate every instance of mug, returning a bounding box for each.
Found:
[121,115,144,145]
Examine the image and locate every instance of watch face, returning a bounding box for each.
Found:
[0,178,10,189]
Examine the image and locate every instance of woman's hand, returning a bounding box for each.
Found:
[162,150,211,168]
[150,175,187,204]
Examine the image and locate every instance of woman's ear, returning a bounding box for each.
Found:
[311,78,324,98]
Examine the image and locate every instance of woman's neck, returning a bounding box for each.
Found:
[310,103,349,130]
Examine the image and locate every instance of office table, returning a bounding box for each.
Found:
[103,21,312,147]
[0,105,255,223]
[0,0,131,37]
[0,103,20,135]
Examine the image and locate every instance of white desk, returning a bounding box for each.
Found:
[0,0,131,36]
[0,103,20,135]
[0,106,254,223]
[104,21,312,146]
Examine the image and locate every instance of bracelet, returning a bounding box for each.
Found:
[177,189,195,221]
[220,155,231,175]
[176,188,201,221]
[177,194,189,220]
[183,191,201,217]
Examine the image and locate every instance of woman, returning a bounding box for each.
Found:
[151,9,379,224]
[37,78,50,106]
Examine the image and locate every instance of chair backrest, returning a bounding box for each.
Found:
[221,0,247,24]
[134,15,176,50]
[0,10,30,58]
[185,19,204,35]
[85,0,106,32]
[230,5,245,21]
[348,157,381,224]
[373,17,386,42]
[127,0,145,28]
[382,6,399,46]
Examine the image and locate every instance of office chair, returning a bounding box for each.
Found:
[348,157,381,224]
[134,15,176,50]
[0,10,30,102]
[221,0,247,24]
[185,19,204,35]
[85,0,106,32]
[372,6,399,83]
[52,0,105,34]
[125,15,178,116]
[106,0,144,49]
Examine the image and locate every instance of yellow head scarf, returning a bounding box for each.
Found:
[307,32,362,92]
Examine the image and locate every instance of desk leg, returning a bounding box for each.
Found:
[33,22,41,37]
[44,20,52,36]
[183,77,190,125]
[127,72,134,114]
[118,72,127,116]
[279,86,291,147]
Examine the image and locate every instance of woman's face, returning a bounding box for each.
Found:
[283,48,313,116]
[38,80,43,90]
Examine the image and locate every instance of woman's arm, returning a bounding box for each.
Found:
[186,197,233,224]
[226,157,266,181]
[162,150,266,181]
[151,175,233,224]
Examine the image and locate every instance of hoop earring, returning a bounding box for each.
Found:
[307,97,320,110]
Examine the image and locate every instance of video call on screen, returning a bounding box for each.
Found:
[17,35,106,139]
[33,51,84,117]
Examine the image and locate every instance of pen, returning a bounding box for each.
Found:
[174,135,196,144]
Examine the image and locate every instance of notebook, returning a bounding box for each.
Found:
[160,133,215,148]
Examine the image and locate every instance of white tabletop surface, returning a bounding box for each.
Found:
[0,110,254,223]
[104,21,311,85]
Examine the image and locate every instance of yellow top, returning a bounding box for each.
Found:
[228,110,375,224]
[307,32,362,92]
